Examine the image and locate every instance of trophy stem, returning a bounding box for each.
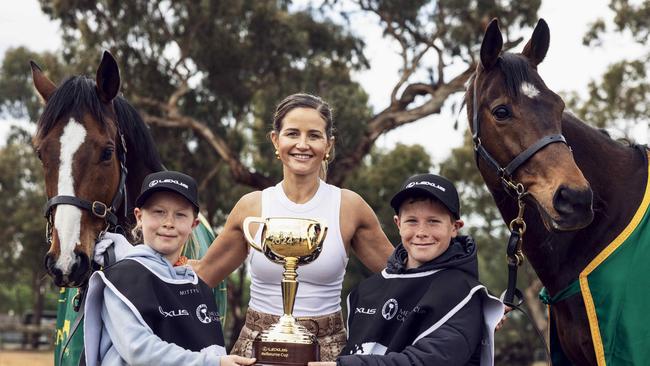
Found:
[281,257,299,319]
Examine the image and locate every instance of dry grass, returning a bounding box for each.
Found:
[0,350,53,366]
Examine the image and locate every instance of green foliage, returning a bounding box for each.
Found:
[0,127,58,315]
[353,0,540,62]
[566,58,650,129]
[572,0,650,136]
[0,47,69,121]
[346,143,433,243]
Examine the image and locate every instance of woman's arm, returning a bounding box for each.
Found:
[194,191,261,287]
[341,189,394,273]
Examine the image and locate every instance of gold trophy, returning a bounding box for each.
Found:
[243,217,327,366]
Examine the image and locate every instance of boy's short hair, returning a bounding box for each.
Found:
[390,173,460,219]
[135,171,200,214]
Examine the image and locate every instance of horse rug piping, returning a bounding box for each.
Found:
[549,152,650,366]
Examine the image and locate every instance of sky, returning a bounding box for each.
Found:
[1,0,647,160]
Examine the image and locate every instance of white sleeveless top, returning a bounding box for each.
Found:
[248,180,349,316]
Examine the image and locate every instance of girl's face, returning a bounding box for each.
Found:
[271,107,333,178]
[134,191,198,263]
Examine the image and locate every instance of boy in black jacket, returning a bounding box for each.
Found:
[310,173,504,366]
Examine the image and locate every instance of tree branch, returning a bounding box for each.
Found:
[329,65,475,185]
[140,110,274,189]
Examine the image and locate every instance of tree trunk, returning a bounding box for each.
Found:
[29,270,45,349]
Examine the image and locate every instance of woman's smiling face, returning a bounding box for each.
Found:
[272,107,333,177]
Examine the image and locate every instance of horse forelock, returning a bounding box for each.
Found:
[36,76,114,141]
[467,53,536,106]
[497,53,534,99]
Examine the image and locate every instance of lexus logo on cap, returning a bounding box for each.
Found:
[149,179,189,189]
[405,181,446,192]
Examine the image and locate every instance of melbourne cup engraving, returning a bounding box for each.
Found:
[243,217,327,366]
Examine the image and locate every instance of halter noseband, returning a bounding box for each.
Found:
[43,131,128,245]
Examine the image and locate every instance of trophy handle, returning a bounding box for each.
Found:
[242,216,265,252]
[310,221,328,250]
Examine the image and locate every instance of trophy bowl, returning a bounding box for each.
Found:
[243,217,328,366]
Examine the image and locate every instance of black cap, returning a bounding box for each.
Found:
[135,171,199,211]
[390,173,460,219]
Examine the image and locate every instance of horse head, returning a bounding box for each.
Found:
[467,19,594,232]
[32,51,125,287]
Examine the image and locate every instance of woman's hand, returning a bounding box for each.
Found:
[308,362,337,366]
[220,355,256,366]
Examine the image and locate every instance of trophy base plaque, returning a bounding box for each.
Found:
[253,340,320,366]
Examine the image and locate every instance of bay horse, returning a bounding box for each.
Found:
[31,51,227,365]
[31,51,163,288]
[468,19,649,365]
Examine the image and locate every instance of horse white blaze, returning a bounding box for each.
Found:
[54,118,87,274]
[521,82,540,99]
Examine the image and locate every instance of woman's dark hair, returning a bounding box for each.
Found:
[272,93,335,139]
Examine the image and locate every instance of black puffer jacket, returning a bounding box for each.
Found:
[337,236,484,366]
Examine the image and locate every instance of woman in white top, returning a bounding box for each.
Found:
[194,93,394,361]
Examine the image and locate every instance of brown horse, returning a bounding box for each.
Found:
[32,51,164,287]
[467,19,647,365]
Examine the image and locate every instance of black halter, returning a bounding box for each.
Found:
[43,131,128,246]
[471,72,568,304]
[471,75,567,195]
[471,72,559,362]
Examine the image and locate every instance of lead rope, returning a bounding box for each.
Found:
[500,182,551,365]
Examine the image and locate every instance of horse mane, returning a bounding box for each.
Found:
[113,97,164,172]
[34,74,164,172]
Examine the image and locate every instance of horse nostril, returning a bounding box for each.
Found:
[69,252,91,285]
[553,185,593,215]
[44,253,65,286]
[43,253,55,272]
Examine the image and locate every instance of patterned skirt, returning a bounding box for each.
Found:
[230,307,347,362]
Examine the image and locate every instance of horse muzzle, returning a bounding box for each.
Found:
[44,250,92,287]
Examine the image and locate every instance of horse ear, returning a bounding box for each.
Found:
[480,19,503,70]
[96,50,121,103]
[30,61,56,102]
[522,19,550,66]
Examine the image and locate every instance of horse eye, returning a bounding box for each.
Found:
[492,105,511,121]
[36,149,42,161]
[100,147,114,162]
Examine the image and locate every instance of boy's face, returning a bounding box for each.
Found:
[134,191,199,263]
[394,198,464,269]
